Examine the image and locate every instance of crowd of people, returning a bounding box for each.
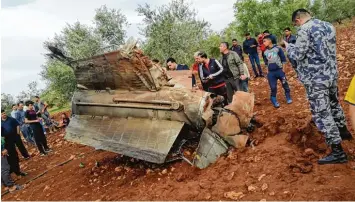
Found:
[1,96,70,193]
[162,25,295,108]
[161,9,355,165]
[1,7,355,195]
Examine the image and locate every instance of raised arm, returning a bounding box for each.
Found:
[287,29,309,61]
[25,118,39,124]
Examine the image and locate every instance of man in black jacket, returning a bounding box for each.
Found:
[1,110,28,176]
[230,39,244,62]
[283,27,297,69]
[243,33,264,78]
[196,51,226,100]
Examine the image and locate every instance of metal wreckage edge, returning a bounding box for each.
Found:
[66,115,233,168]
[65,115,184,164]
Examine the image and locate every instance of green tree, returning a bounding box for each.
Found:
[27,81,41,97]
[1,93,15,113]
[94,5,128,51]
[309,0,323,18]
[199,33,223,59]
[41,6,128,106]
[137,0,210,65]
[40,60,76,107]
[232,0,355,42]
[55,22,103,60]
[16,91,29,102]
[222,21,242,42]
[15,81,42,102]
[321,0,355,24]
[232,0,309,40]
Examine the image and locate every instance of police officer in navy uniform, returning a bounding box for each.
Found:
[285,9,352,164]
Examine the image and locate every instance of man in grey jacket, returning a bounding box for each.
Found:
[219,42,247,103]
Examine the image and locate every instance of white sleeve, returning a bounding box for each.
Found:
[209,60,224,77]
[199,64,204,79]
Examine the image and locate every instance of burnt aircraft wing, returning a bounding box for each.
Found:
[66,115,184,164]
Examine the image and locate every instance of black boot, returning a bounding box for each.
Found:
[338,125,353,140]
[318,144,348,165]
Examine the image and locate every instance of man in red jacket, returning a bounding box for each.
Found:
[257,33,268,66]
[191,52,206,91]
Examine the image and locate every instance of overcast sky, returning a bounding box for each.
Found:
[1,0,235,96]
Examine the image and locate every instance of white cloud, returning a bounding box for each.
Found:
[1,0,235,96]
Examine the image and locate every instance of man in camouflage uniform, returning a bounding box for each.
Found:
[285,9,353,165]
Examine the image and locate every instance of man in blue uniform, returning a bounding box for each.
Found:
[285,9,352,164]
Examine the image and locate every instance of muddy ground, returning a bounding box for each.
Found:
[2,22,355,201]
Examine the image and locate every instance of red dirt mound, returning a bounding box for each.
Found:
[2,20,355,201]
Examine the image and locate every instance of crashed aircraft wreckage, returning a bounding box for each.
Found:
[46,38,256,169]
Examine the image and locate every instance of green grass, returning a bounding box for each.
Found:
[48,104,71,114]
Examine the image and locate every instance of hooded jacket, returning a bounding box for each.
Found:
[264,45,287,71]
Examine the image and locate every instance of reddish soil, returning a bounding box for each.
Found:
[2,21,355,201]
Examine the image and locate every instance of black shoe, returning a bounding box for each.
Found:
[45,148,52,153]
[259,74,265,77]
[318,144,348,165]
[338,125,353,140]
[16,172,28,176]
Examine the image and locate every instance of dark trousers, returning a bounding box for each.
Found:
[30,123,49,154]
[14,134,29,158]
[5,141,20,174]
[21,124,35,144]
[208,85,228,105]
[267,69,290,97]
[241,78,249,92]
[1,156,15,187]
[225,77,242,104]
[248,53,263,76]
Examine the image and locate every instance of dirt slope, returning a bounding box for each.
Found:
[2,21,355,201]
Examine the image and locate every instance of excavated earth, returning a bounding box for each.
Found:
[2,21,355,201]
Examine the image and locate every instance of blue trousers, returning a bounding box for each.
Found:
[248,53,263,76]
[267,69,290,97]
[20,124,35,144]
[241,78,249,92]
